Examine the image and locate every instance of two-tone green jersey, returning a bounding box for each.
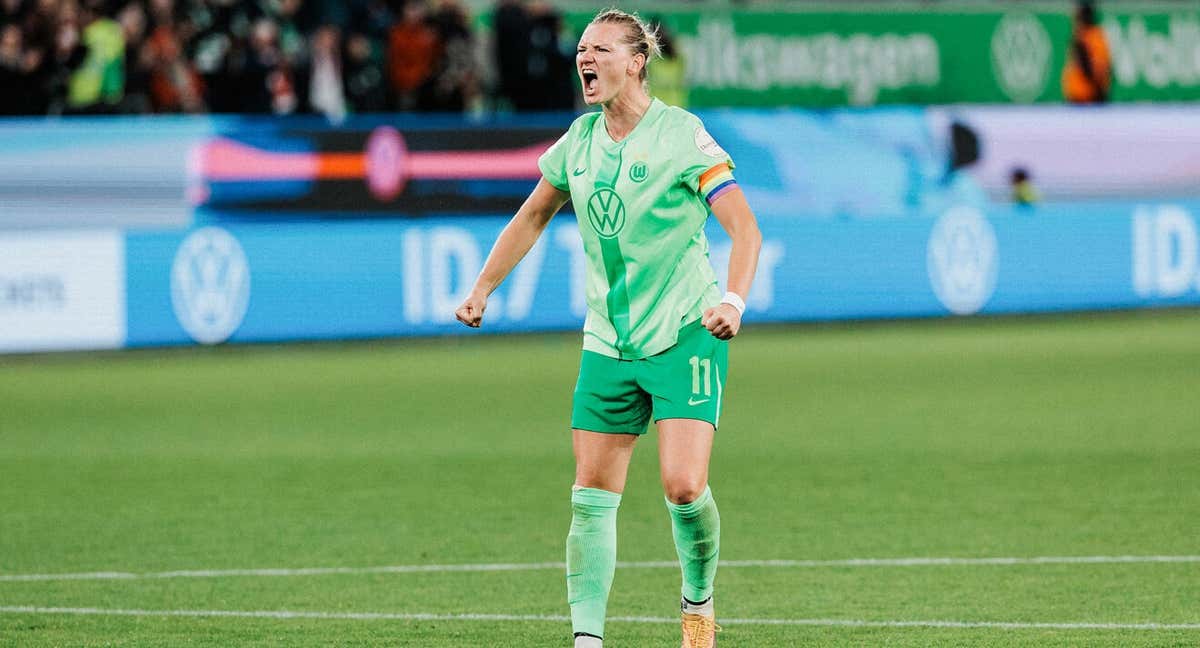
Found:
[538,98,736,360]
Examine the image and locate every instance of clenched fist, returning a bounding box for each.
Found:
[703,303,741,340]
[455,292,488,328]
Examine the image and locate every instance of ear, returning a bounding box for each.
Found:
[629,52,645,77]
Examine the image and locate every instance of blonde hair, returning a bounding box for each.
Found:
[590,8,661,82]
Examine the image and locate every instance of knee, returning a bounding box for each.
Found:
[662,477,707,505]
[574,463,627,495]
[574,475,624,495]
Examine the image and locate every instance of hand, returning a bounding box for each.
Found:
[455,291,488,328]
[703,303,741,340]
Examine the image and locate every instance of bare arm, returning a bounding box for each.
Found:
[455,178,571,327]
[702,187,762,340]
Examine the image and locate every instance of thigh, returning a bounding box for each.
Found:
[573,428,638,494]
[641,320,729,429]
[657,418,715,504]
[571,349,653,435]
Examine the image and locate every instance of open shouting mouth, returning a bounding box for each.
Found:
[581,67,599,98]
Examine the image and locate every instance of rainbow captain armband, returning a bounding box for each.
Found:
[699,163,738,206]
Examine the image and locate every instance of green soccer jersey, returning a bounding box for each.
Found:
[538,98,735,360]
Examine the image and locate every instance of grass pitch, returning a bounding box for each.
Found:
[2,310,1198,646]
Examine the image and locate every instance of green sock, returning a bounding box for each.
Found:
[666,485,721,603]
[566,486,621,639]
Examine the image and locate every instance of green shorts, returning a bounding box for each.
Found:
[571,319,730,435]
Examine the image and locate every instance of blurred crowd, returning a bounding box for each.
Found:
[0,0,582,116]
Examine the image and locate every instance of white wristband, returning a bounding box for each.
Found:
[720,291,746,316]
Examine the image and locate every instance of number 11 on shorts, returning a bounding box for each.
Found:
[689,355,711,397]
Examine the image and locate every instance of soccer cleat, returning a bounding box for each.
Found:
[574,632,603,648]
[680,611,721,648]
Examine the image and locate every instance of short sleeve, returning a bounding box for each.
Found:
[678,116,736,195]
[538,130,571,192]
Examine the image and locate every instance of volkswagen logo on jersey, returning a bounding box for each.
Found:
[927,206,998,315]
[586,188,626,239]
[171,226,251,344]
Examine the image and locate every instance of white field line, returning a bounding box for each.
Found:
[1,555,1198,583]
[0,606,1198,631]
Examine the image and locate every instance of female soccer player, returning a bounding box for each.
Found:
[455,9,761,648]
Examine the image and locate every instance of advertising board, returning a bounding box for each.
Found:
[0,231,125,352]
[121,204,1200,348]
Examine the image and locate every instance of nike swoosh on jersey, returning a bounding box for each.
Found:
[573,167,587,176]
[688,397,710,406]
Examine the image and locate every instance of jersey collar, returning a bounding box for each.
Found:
[598,97,665,147]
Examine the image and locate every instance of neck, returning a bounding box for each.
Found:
[602,89,652,142]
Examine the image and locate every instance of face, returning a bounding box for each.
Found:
[348,34,370,61]
[313,25,338,54]
[118,4,145,40]
[576,22,643,105]
[0,25,20,55]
